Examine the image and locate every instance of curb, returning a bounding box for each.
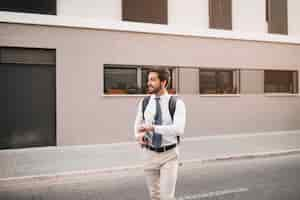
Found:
[0,165,144,187]
[182,148,300,165]
[1,148,300,186]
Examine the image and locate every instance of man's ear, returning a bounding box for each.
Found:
[161,80,168,88]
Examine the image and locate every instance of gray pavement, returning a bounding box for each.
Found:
[1,153,300,200]
[1,130,300,180]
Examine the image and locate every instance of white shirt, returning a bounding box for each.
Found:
[134,92,186,146]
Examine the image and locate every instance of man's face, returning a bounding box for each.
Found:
[147,72,165,94]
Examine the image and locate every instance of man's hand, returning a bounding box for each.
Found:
[137,124,154,145]
[138,124,154,133]
[137,132,147,145]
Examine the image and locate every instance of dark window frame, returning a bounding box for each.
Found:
[266,0,288,35]
[199,68,239,94]
[122,0,168,24]
[104,66,138,95]
[103,65,177,95]
[209,0,232,30]
[0,0,57,15]
[264,70,298,94]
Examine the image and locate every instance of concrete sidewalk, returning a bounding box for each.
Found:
[0,130,300,183]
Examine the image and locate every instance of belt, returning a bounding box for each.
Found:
[144,143,177,153]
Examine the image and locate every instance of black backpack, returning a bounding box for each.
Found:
[142,95,180,144]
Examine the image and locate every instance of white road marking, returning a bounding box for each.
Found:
[178,187,249,200]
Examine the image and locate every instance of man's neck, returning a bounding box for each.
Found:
[155,89,168,96]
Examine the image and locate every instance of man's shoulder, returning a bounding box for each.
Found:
[138,95,151,107]
[169,95,185,107]
[139,94,150,99]
[172,95,185,107]
[169,95,183,102]
[141,95,152,102]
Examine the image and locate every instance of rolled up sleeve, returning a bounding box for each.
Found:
[153,99,186,137]
[134,99,144,141]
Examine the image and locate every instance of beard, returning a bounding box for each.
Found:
[148,83,162,94]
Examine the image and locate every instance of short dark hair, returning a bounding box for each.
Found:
[148,67,170,87]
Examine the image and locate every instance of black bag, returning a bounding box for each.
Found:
[142,95,180,144]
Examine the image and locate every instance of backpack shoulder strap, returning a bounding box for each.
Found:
[142,95,151,121]
[168,95,181,144]
[168,95,178,121]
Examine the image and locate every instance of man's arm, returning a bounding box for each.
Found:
[153,99,186,137]
[134,99,146,142]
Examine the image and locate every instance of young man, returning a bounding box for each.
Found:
[134,68,186,200]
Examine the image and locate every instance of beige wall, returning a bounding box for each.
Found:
[288,0,300,36]
[233,0,267,33]
[240,70,265,94]
[0,23,300,146]
[178,68,200,94]
[57,0,300,36]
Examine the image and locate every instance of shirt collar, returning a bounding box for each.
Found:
[150,91,170,100]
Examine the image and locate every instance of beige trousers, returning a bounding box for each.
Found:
[142,146,179,200]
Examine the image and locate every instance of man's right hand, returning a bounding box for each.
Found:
[137,132,148,145]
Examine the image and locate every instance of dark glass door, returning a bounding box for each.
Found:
[0,64,56,149]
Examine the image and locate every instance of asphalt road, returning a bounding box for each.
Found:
[1,154,300,200]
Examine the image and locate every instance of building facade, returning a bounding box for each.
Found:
[0,0,300,150]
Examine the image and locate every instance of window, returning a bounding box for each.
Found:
[264,70,298,93]
[104,65,177,95]
[0,0,56,15]
[199,69,239,94]
[209,0,232,30]
[104,66,138,95]
[122,0,168,24]
[266,0,288,35]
